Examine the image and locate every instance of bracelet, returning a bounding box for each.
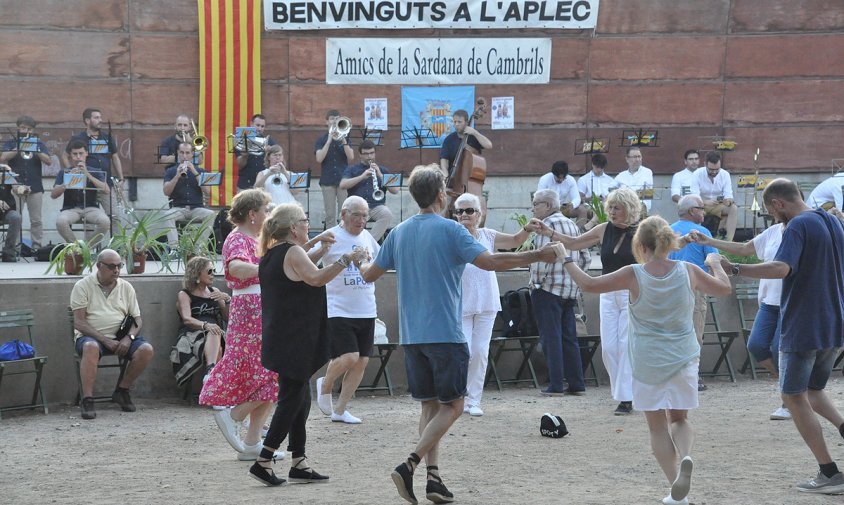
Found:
[336,255,351,268]
[202,322,208,330]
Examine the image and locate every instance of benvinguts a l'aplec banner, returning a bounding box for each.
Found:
[264,0,599,30]
[326,38,551,85]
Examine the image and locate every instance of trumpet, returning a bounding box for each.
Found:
[270,162,286,186]
[330,116,352,141]
[190,120,209,153]
[370,163,384,201]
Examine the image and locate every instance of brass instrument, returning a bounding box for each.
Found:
[247,136,269,155]
[17,133,38,160]
[270,161,286,186]
[111,176,132,214]
[190,120,209,153]
[330,116,352,141]
[370,162,384,201]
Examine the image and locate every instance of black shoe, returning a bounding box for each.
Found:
[1,254,16,263]
[111,388,136,412]
[613,401,633,416]
[288,466,329,484]
[564,389,586,396]
[426,477,454,504]
[249,462,286,486]
[392,462,418,505]
[80,396,96,420]
[697,377,708,392]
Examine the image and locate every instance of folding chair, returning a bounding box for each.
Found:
[734,283,772,379]
[484,330,541,391]
[699,297,740,382]
[0,310,48,419]
[357,343,398,396]
[578,334,601,387]
[67,307,127,403]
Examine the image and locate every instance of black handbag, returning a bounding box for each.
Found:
[115,314,136,340]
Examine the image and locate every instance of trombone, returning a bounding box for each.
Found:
[190,119,209,153]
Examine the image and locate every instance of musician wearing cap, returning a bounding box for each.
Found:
[438,109,492,177]
[1,115,50,251]
[693,151,737,241]
[158,114,201,166]
[339,140,398,242]
[52,139,110,248]
[162,142,216,248]
[235,113,276,192]
[0,164,21,262]
[254,145,298,206]
[315,109,355,228]
[63,108,123,215]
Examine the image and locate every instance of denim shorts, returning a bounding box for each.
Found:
[779,348,840,395]
[403,343,469,403]
[75,335,148,360]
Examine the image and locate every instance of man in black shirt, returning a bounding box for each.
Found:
[163,142,216,247]
[0,163,22,262]
[235,113,277,191]
[63,108,123,217]
[52,140,110,248]
[438,109,492,177]
[315,109,354,228]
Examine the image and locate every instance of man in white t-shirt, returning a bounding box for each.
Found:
[671,149,701,203]
[537,160,581,222]
[315,195,381,424]
[576,153,616,229]
[694,151,737,241]
[614,146,654,213]
[806,172,844,213]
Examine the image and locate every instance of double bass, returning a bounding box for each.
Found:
[445,98,488,222]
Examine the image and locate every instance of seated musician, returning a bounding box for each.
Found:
[576,153,616,230]
[158,114,201,166]
[438,109,492,177]
[693,151,737,241]
[162,142,216,248]
[806,170,844,218]
[613,146,654,217]
[339,140,398,242]
[0,164,21,262]
[254,145,298,206]
[52,139,110,248]
[537,160,582,221]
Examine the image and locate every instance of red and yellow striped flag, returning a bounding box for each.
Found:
[198,0,262,206]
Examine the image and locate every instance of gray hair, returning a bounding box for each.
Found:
[455,193,482,211]
[677,194,703,217]
[342,195,369,211]
[97,249,120,262]
[533,189,560,209]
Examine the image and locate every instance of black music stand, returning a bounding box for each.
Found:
[289,170,312,217]
[698,135,737,153]
[619,128,659,148]
[381,172,405,222]
[574,136,611,174]
[400,128,438,165]
[348,127,384,148]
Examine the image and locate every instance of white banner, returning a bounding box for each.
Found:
[326,38,551,85]
[264,0,599,30]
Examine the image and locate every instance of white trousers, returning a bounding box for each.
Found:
[461,311,497,407]
[599,290,633,402]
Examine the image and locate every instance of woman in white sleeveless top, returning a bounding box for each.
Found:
[561,216,731,505]
[255,145,298,206]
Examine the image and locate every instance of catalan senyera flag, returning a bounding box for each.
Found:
[198,0,262,206]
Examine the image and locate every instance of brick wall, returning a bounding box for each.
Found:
[1,0,843,179]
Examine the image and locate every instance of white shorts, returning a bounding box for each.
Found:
[632,359,699,412]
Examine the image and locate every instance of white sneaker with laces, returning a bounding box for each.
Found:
[316,377,333,416]
[662,495,689,505]
[770,406,792,420]
[237,440,287,461]
[331,410,362,424]
[212,407,244,452]
[467,405,484,417]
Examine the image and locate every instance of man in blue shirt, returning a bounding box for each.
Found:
[360,164,560,505]
[235,113,276,191]
[724,179,844,494]
[52,140,110,248]
[0,115,51,250]
[339,140,399,242]
[315,109,354,228]
[162,142,216,248]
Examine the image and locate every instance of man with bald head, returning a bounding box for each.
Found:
[70,249,155,420]
[158,114,194,166]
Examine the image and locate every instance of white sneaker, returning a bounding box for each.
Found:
[237,440,286,461]
[463,404,470,414]
[212,407,244,452]
[670,456,693,502]
[331,410,362,424]
[467,405,484,417]
[316,377,333,416]
[770,406,792,420]
[662,495,688,505]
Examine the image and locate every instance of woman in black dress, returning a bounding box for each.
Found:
[249,202,369,486]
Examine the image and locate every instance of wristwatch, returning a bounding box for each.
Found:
[128,333,137,341]
[730,263,740,277]
[563,256,574,264]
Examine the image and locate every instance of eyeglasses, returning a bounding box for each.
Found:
[99,262,124,271]
[454,208,479,215]
[349,212,369,220]
[692,206,705,211]
[206,268,215,275]
[297,218,310,225]
[531,201,550,208]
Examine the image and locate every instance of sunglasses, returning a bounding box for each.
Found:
[206,268,215,275]
[99,262,124,271]
[454,208,479,216]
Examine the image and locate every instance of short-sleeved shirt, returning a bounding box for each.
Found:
[223,230,260,290]
[2,139,48,193]
[577,171,615,200]
[806,173,844,210]
[319,225,381,318]
[752,224,784,306]
[774,209,844,352]
[235,136,277,189]
[614,166,654,210]
[314,133,349,186]
[164,165,206,207]
[694,167,734,201]
[68,131,117,185]
[158,135,180,160]
[54,169,104,210]
[537,173,580,208]
[439,131,483,172]
[70,274,141,341]
[341,162,392,208]
[669,220,717,270]
[670,168,700,200]
[374,213,487,345]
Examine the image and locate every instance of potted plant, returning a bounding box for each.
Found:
[175,214,218,268]
[108,208,173,274]
[45,235,101,275]
[585,193,608,225]
[508,213,535,252]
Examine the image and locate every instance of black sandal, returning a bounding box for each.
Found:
[288,456,330,484]
[249,457,286,486]
[425,466,454,504]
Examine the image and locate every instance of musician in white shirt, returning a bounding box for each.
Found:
[806,171,844,212]
[614,147,654,213]
[694,151,737,241]
[671,149,701,203]
[577,153,616,229]
[537,160,581,219]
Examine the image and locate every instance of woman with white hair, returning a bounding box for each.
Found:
[454,192,533,416]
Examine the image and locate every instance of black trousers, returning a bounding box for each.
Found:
[263,375,311,457]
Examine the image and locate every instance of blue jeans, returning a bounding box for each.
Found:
[779,348,840,395]
[403,343,469,403]
[746,303,781,367]
[531,288,585,392]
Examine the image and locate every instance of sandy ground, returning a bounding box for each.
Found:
[2,376,844,505]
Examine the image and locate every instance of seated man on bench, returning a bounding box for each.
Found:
[71,249,155,420]
[162,142,216,249]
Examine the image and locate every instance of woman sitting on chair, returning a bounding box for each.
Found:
[173,256,229,386]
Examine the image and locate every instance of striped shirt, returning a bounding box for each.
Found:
[529,212,590,299]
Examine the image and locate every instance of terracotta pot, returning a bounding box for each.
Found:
[64,253,85,275]
[129,251,146,274]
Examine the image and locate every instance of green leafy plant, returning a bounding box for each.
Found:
[721,251,762,265]
[45,235,102,275]
[175,214,218,268]
[108,207,173,274]
[508,212,535,252]
[586,193,608,224]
